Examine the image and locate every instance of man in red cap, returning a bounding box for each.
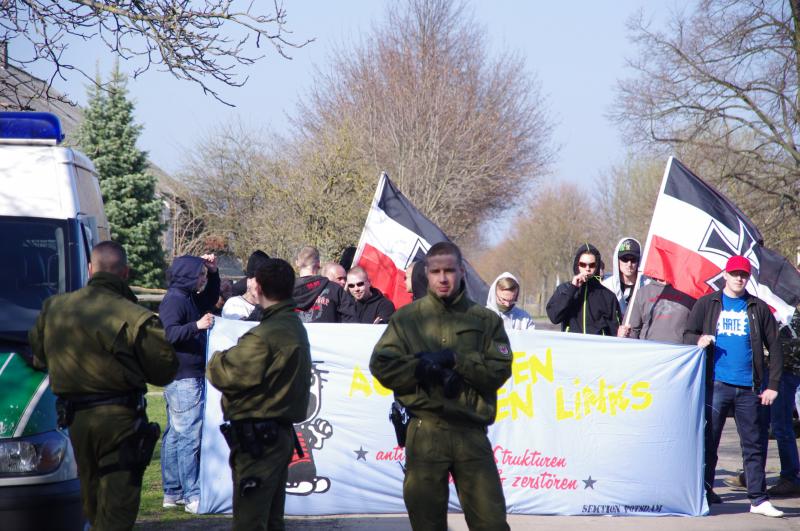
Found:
[684,255,784,517]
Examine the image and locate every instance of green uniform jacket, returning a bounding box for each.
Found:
[370,288,513,426]
[207,299,311,423]
[28,272,178,394]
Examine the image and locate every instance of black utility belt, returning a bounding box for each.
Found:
[60,391,146,412]
[220,418,303,459]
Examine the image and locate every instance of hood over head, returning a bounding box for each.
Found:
[487,272,521,311]
[572,243,602,275]
[609,237,642,285]
[167,255,205,292]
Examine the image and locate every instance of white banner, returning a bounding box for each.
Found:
[199,320,707,517]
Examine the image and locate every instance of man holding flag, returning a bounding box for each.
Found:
[634,156,800,517]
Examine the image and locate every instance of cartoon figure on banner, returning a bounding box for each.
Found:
[287,363,333,495]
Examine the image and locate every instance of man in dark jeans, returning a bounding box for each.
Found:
[684,255,784,517]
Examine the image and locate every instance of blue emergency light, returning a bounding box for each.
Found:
[0,112,64,143]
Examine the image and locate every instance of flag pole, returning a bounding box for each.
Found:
[624,157,674,327]
[352,172,388,267]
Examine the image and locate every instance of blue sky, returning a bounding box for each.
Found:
[24,1,688,183]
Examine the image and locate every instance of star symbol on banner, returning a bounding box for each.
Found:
[354,446,368,461]
[583,476,597,489]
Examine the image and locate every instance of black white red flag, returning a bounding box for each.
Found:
[353,173,489,309]
[641,157,800,325]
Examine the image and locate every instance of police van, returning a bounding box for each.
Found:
[0,112,109,530]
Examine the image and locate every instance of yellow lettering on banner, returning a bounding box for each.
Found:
[497,387,510,422]
[496,385,534,421]
[511,353,529,385]
[555,387,574,420]
[349,366,373,397]
[607,383,630,415]
[372,376,392,396]
[555,378,654,420]
[510,385,534,420]
[631,381,653,410]
[511,349,554,385]
[348,366,394,397]
[581,383,605,416]
[530,348,554,383]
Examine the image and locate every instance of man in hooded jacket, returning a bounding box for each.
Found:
[293,246,356,323]
[546,243,621,335]
[159,253,220,512]
[602,237,644,317]
[486,272,535,331]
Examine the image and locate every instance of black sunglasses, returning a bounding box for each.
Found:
[347,281,366,289]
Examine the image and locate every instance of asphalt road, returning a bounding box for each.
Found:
[136,420,800,530]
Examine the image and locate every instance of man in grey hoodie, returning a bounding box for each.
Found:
[486,272,534,331]
[602,238,643,317]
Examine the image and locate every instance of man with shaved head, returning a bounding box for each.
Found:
[28,241,178,530]
[90,239,129,276]
[346,266,395,324]
[322,262,347,289]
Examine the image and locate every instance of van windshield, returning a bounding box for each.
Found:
[0,218,68,338]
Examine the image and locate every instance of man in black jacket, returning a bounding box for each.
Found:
[546,243,621,335]
[683,255,784,517]
[346,266,395,324]
[293,246,356,323]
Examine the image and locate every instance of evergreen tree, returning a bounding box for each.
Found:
[76,64,166,287]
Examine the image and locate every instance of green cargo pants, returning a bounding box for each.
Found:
[403,416,509,531]
[69,405,143,531]
[230,425,294,531]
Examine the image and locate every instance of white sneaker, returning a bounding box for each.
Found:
[162,495,185,508]
[184,499,200,514]
[750,500,784,517]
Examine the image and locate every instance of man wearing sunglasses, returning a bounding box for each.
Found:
[602,237,643,317]
[346,266,395,324]
[546,243,622,335]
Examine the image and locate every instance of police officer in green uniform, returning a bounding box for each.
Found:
[370,242,513,531]
[28,241,177,530]
[207,258,311,531]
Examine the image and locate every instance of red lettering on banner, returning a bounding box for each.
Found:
[493,445,577,491]
[493,445,567,468]
[511,472,578,490]
[375,446,405,461]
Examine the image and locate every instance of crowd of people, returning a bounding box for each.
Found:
[544,239,800,519]
[24,236,800,529]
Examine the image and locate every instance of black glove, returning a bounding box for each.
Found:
[414,356,443,385]
[414,350,461,398]
[415,349,456,369]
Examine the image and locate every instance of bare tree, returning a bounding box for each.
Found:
[594,154,664,256]
[614,0,800,256]
[294,0,554,242]
[177,121,375,265]
[474,183,602,316]
[1,0,310,106]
